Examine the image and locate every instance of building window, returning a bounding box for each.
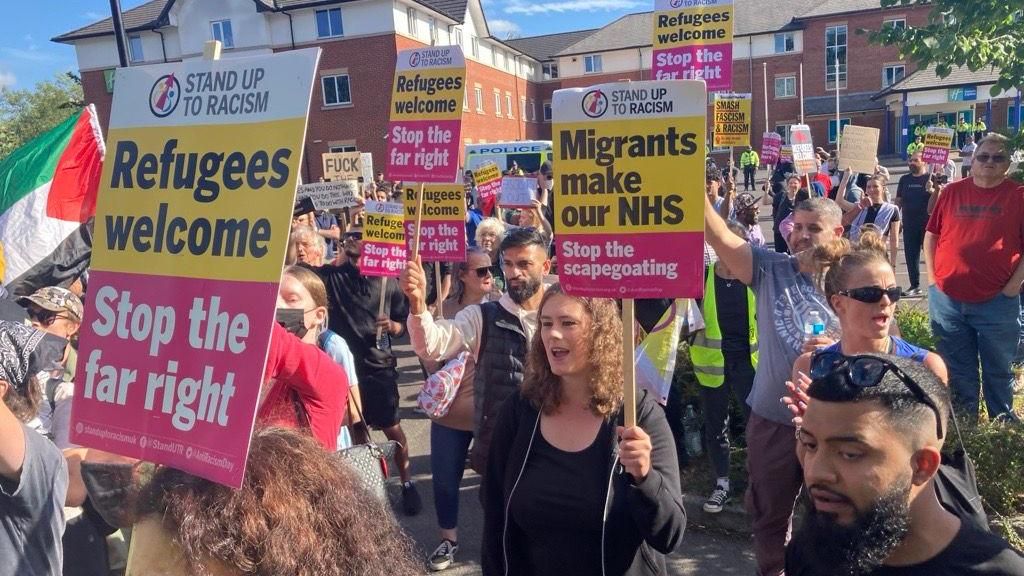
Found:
[329,144,357,153]
[463,90,469,111]
[494,91,502,117]
[882,64,905,88]
[883,18,906,30]
[128,33,144,63]
[407,7,418,36]
[475,87,484,112]
[103,68,116,93]
[470,36,479,58]
[774,32,795,54]
[492,46,498,67]
[584,55,602,74]
[428,17,437,44]
[775,124,792,143]
[520,96,527,120]
[828,118,851,144]
[543,62,558,80]
[506,93,514,118]
[316,8,343,38]
[505,52,513,72]
[774,76,796,98]
[530,99,537,121]
[543,101,552,122]
[211,20,234,48]
[825,25,848,90]
[321,74,352,106]
[454,28,463,47]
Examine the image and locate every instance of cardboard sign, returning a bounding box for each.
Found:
[401,184,466,262]
[780,144,793,162]
[472,161,502,208]
[500,176,536,208]
[297,180,360,210]
[552,81,707,298]
[361,201,407,276]
[712,94,751,147]
[922,126,956,164]
[322,151,362,181]
[386,46,466,183]
[652,0,734,92]
[72,49,321,488]
[360,152,374,184]
[760,132,782,165]
[790,124,817,174]
[837,125,880,174]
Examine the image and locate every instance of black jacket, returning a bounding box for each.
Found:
[481,389,686,576]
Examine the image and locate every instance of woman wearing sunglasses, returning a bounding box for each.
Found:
[425,247,499,571]
[785,228,947,421]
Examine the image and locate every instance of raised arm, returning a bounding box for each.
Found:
[704,192,753,285]
[834,168,857,212]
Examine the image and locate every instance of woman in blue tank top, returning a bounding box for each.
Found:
[786,228,948,417]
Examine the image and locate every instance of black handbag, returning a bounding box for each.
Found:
[330,391,400,505]
[934,410,989,531]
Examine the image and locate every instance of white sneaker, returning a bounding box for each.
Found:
[703,486,730,514]
[427,539,458,571]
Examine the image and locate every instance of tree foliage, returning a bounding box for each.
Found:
[0,73,85,159]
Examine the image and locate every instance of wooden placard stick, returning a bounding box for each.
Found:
[622,298,637,428]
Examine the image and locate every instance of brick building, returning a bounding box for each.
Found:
[55,0,1018,176]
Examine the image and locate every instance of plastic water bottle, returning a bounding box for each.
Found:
[803,310,825,341]
[376,330,390,351]
[682,405,704,458]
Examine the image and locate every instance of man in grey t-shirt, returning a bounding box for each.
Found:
[704,195,842,576]
[0,321,68,576]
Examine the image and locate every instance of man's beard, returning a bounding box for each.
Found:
[507,275,541,304]
[793,479,912,576]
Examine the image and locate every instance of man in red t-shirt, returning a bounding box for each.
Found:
[925,134,1024,421]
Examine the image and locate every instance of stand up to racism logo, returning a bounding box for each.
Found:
[149,74,181,118]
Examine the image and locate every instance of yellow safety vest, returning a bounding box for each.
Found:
[690,264,759,388]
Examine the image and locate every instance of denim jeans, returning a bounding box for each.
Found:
[430,421,473,530]
[903,221,926,289]
[929,285,1021,420]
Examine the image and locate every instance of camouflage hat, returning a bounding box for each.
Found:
[18,286,83,323]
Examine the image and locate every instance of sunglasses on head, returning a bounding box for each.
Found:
[810,352,944,439]
[837,285,901,304]
[974,154,1008,164]
[471,265,494,279]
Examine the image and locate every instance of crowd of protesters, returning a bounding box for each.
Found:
[2,131,1023,576]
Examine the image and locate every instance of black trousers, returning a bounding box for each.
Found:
[903,220,926,289]
[743,166,756,191]
[698,349,755,479]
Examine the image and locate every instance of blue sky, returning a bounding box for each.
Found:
[1,0,640,90]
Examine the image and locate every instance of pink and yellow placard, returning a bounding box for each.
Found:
[552,81,707,298]
[72,48,320,488]
[652,0,734,92]
[361,200,408,277]
[401,184,466,262]
[386,47,466,183]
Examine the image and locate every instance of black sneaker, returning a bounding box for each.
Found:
[703,485,729,514]
[427,539,458,571]
[402,481,423,516]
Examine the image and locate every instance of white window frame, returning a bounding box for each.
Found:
[470,36,479,59]
[825,25,848,90]
[584,54,602,74]
[128,33,144,63]
[530,99,537,122]
[329,143,357,153]
[463,89,469,111]
[406,7,418,36]
[494,91,502,117]
[492,46,499,67]
[454,28,463,47]
[774,76,796,98]
[774,32,795,54]
[775,124,793,144]
[315,8,343,39]
[321,74,352,107]
[506,93,514,118]
[428,17,437,44]
[543,101,552,122]
[542,62,558,80]
[520,96,527,120]
[211,20,234,49]
[882,64,905,88]
[883,18,906,30]
[475,87,484,113]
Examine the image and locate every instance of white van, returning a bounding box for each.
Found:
[464,141,553,174]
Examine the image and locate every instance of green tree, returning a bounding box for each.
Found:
[0,72,85,159]
[870,0,1024,149]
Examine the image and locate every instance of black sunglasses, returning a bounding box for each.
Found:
[471,265,494,279]
[810,352,944,439]
[974,154,1008,164]
[343,232,363,241]
[837,285,902,304]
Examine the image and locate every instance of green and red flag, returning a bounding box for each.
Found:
[0,104,104,295]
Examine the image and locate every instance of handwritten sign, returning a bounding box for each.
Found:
[360,152,374,183]
[322,151,361,180]
[760,132,782,165]
[553,81,707,298]
[386,46,466,183]
[500,176,536,208]
[922,126,955,165]
[652,0,734,92]
[72,49,321,488]
[296,180,360,210]
[838,125,880,174]
[361,201,407,277]
[712,94,751,147]
[401,184,466,261]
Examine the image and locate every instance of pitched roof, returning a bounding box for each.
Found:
[804,92,885,116]
[875,65,1002,99]
[54,0,469,43]
[505,29,598,62]
[798,0,883,18]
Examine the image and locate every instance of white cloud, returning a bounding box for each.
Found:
[1,47,59,63]
[488,19,522,38]
[0,71,16,90]
[83,11,105,20]
[504,0,646,15]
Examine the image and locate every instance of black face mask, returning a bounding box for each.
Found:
[275,308,308,339]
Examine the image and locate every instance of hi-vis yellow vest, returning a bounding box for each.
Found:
[691,264,758,388]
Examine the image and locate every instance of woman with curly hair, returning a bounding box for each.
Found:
[481,285,686,576]
[126,426,422,576]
